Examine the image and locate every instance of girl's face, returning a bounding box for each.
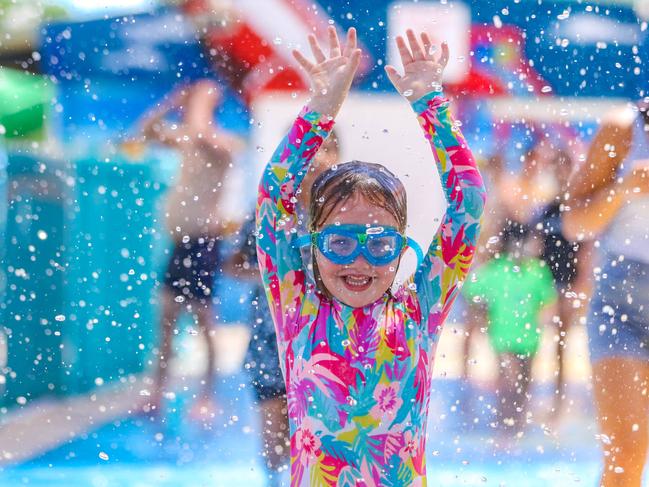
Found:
[315,192,400,308]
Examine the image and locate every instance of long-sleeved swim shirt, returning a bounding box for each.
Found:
[256,91,486,487]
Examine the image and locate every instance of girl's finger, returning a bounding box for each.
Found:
[406,29,425,61]
[292,49,314,72]
[342,27,357,57]
[308,34,327,63]
[439,41,450,68]
[395,35,413,66]
[349,48,362,72]
[420,32,433,58]
[328,26,341,57]
[384,65,402,87]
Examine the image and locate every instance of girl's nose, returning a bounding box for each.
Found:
[345,253,372,270]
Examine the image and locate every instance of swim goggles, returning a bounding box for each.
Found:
[295,224,424,267]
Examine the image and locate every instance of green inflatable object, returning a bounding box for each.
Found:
[0,68,53,139]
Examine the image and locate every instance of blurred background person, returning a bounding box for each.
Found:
[463,222,556,438]
[139,79,243,419]
[460,155,508,396]
[564,81,649,486]
[226,131,339,486]
[534,146,591,421]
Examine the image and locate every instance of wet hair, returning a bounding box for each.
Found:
[307,161,407,298]
[308,161,407,233]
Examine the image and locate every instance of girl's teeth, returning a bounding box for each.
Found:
[345,276,370,287]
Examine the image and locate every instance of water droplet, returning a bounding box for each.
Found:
[541,85,553,93]
[402,89,414,97]
[99,451,109,461]
[596,433,612,445]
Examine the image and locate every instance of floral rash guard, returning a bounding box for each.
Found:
[256,91,486,487]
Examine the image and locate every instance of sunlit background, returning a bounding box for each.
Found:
[1,0,648,486]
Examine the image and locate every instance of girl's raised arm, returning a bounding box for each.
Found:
[255,27,361,344]
[386,30,486,331]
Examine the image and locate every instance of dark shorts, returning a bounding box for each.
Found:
[163,236,220,304]
[588,254,649,362]
[542,238,580,288]
[539,203,580,289]
[245,289,286,402]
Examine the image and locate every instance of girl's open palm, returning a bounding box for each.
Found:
[292,26,362,118]
[385,29,449,102]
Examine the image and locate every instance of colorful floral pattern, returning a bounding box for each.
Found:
[256,91,486,486]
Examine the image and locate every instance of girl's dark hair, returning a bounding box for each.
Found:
[307,161,407,298]
[308,161,407,233]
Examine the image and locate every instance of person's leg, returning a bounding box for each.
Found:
[498,353,532,432]
[553,290,580,417]
[151,288,182,413]
[196,302,217,400]
[259,395,290,482]
[497,353,517,430]
[593,357,649,487]
[516,355,533,429]
[463,305,483,380]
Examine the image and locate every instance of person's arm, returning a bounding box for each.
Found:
[139,87,188,147]
[563,120,633,241]
[224,218,264,281]
[385,30,486,330]
[563,182,632,241]
[256,27,361,344]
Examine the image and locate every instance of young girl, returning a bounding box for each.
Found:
[256,26,485,485]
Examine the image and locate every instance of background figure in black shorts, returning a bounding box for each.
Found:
[139,79,243,418]
[536,147,590,420]
[228,215,288,486]
[227,131,338,486]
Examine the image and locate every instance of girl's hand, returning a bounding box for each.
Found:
[292,26,362,119]
[385,29,449,103]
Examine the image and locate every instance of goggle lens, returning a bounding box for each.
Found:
[323,234,358,258]
[366,235,400,259]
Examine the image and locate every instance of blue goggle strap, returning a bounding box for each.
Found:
[294,233,315,249]
[406,236,424,268]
